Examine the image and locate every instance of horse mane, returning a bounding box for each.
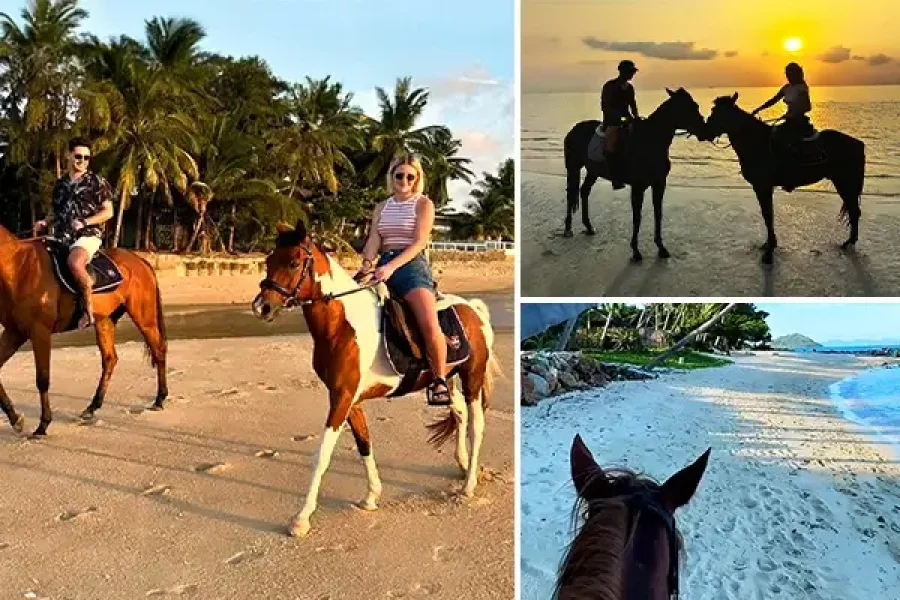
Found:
[554,467,682,600]
[275,228,307,248]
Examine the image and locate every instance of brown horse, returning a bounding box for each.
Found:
[0,224,168,436]
[555,434,710,600]
[251,219,500,537]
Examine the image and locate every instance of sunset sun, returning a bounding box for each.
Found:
[784,37,803,52]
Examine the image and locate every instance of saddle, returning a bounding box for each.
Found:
[587,123,633,165]
[772,124,827,167]
[46,239,124,295]
[381,291,471,398]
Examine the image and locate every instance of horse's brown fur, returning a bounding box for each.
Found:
[0,224,168,435]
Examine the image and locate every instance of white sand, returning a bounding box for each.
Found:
[521,352,900,600]
[521,165,900,296]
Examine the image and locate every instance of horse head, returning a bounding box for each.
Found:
[705,92,745,140]
[663,87,708,141]
[556,434,710,600]
[252,218,330,321]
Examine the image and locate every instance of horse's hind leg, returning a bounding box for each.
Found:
[30,326,52,437]
[126,297,168,410]
[564,166,581,237]
[81,318,117,420]
[580,171,598,235]
[347,404,382,511]
[457,364,486,498]
[651,181,671,258]
[449,378,470,475]
[0,329,27,433]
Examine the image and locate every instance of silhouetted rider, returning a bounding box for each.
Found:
[601,60,640,189]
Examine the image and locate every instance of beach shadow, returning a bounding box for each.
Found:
[844,249,877,296]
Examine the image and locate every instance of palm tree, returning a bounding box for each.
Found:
[415,127,474,207]
[77,43,199,247]
[454,158,514,240]
[1,0,87,219]
[186,115,288,254]
[367,76,441,180]
[274,76,363,197]
[644,304,738,371]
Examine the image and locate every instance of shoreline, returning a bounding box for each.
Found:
[520,351,900,600]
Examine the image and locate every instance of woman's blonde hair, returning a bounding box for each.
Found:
[386,153,425,195]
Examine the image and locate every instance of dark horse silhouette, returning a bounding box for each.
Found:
[563,88,707,262]
[705,93,866,264]
[554,434,710,600]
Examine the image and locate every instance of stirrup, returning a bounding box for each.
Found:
[427,377,452,406]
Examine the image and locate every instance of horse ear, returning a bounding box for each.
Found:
[666,87,675,97]
[731,92,739,103]
[571,434,603,496]
[275,221,293,234]
[294,218,308,240]
[661,447,711,511]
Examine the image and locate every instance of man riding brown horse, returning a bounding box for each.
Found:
[33,137,114,330]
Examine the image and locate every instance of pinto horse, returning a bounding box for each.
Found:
[554,435,710,600]
[563,88,708,261]
[705,93,866,264]
[251,220,500,538]
[0,224,168,436]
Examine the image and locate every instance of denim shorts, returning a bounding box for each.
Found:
[378,250,435,297]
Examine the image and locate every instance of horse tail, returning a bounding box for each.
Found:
[152,280,168,366]
[838,138,865,225]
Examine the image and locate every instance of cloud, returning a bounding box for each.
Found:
[868,53,893,66]
[724,50,738,58]
[582,38,718,61]
[852,55,866,61]
[817,46,851,64]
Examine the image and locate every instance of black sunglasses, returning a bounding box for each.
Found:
[394,172,416,182]
[73,153,91,161]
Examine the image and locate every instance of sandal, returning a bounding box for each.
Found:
[427,377,452,406]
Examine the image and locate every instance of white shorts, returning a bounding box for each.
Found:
[70,236,102,260]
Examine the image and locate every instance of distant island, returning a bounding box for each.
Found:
[772,333,822,350]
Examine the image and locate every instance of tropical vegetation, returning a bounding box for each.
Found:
[0,0,513,254]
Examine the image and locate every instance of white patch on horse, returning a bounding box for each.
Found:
[314,256,400,399]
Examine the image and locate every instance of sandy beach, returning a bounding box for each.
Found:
[521,352,900,600]
[0,264,514,599]
[522,164,900,297]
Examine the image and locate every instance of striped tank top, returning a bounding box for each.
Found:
[378,195,419,248]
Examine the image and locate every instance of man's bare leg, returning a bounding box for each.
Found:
[67,247,94,329]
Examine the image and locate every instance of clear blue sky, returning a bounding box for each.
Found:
[757,303,900,344]
[27,0,515,206]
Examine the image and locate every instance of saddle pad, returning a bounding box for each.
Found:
[383,304,471,379]
[587,128,607,164]
[49,244,123,295]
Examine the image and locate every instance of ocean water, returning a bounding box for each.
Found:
[522,85,900,198]
[829,366,900,458]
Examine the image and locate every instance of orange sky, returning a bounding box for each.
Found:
[522,0,900,92]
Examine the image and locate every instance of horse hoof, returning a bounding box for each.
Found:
[79,409,95,421]
[658,247,671,259]
[583,227,596,236]
[30,429,47,439]
[287,517,311,538]
[148,401,165,411]
[840,240,856,250]
[11,413,24,433]
[461,485,476,499]
[563,229,574,238]
[631,252,643,263]
[761,253,774,266]
[356,499,379,512]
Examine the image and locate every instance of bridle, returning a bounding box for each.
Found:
[623,492,681,599]
[258,242,378,308]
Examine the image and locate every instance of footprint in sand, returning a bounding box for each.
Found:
[145,584,198,597]
[194,462,230,474]
[292,434,318,442]
[56,506,98,522]
[224,549,264,565]
[757,557,778,572]
[431,545,462,562]
[256,383,279,393]
[0,542,9,550]
[254,449,278,459]
[386,583,442,598]
[141,484,172,497]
